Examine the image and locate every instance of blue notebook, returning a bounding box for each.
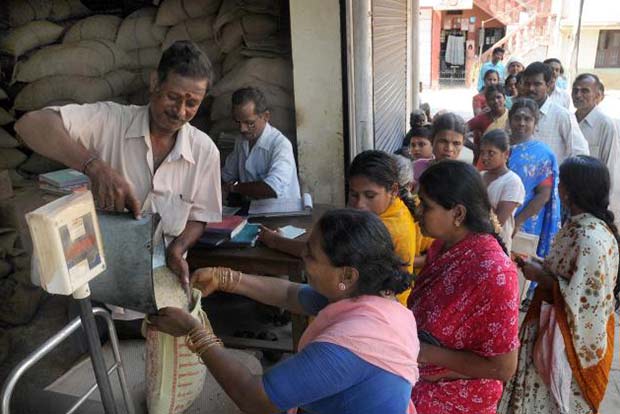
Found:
[222,223,260,247]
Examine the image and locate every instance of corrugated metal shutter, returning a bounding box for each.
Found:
[372,0,408,153]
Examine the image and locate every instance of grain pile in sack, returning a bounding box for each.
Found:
[155,0,223,26]
[161,15,216,50]
[144,288,208,414]
[116,8,168,51]
[6,0,53,27]
[14,39,131,83]
[14,70,136,111]
[63,15,123,44]
[48,0,90,22]
[0,21,64,58]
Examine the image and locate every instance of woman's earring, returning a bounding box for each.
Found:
[338,282,346,291]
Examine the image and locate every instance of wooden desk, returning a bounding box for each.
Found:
[187,205,332,351]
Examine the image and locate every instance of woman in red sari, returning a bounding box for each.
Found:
[408,160,520,413]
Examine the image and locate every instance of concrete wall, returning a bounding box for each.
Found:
[289,0,345,206]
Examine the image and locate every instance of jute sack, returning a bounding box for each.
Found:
[0,21,64,58]
[0,129,19,149]
[116,8,167,50]
[144,288,207,414]
[217,19,243,53]
[217,14,279,54]
[0,88,7,100]
[14,40,131,83]
[0,109,14,126]
[127,47,162,70]
[161,15,216,50]
[222,48,244,74]
[63,15,123,44]
[156,0,222,27]
[7,0,52,27]
[49,0,90,22]
[0,128,20,149]
[214,0,280,35]
[196,40,223,65]
[0,149,27,169]
[14,70,136,111]
[210,57,293,96]
[210,83,293,120]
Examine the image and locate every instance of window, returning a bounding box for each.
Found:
[595,30,620,68]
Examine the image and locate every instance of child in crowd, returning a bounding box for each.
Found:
[408,126,433,161]
[398,109,431,159]
[472,69,500,116]
[479,129,525,251]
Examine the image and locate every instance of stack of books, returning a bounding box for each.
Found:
[39,169,89,195]
[198,215,261,248]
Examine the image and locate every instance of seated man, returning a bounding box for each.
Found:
[222,87,300,200]
[16,41,222,327]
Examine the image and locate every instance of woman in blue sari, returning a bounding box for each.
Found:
[508,98,561,257]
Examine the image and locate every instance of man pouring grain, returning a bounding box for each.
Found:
[15,41,222,329]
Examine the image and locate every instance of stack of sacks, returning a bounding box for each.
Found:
[63,14,122,44]
[12,39,134,111]
[4,0,90,35]
[0,88,29,183]
[116,7,168,105]
[208,0,295,157]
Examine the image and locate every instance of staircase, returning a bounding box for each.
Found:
[477,0,557,64]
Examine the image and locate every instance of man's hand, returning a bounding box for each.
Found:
[520,257,548,282]
[86,159,142,218]
[166,248,190,295]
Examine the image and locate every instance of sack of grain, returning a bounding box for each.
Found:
[144,288,208,414]
[126,69,152,95]
[63,15,122,44]
[7,0,53,27]
[0,149,27,169]
[0,21,64,58]
[217,20,244,53]
[18,153,65,175]
[214,0,280,35]
[49,0,90,22]
[0,88,7,101]
[0,109,14,126]
[156,0,222,27]
[221,48,245,74]
[210,57,292,96]
[196,40,223,65]
[210,83,293,120]
[14,70,136,111]
[0,128,19,148]
[161,15,216,50]
[0,270,44,326]
[14,40,131,83]
[116,8,167,51]
[127,47,162,70]
[241,14,279,39]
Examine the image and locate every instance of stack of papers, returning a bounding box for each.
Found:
[38,169,89,195]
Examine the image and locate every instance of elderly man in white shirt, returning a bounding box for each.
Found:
[15,41,222,326]
[544,59,571,109]
[222,87,300,200]
[522,62,589,162]
[573,73,619,169]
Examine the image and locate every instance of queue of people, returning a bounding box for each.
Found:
[13,38,620,413]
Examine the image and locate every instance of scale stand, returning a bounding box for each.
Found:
[2,191,134,414]
[74,284,119,414]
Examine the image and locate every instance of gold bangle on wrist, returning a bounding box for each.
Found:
[216,268,242,293]
[186,327,223,361]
